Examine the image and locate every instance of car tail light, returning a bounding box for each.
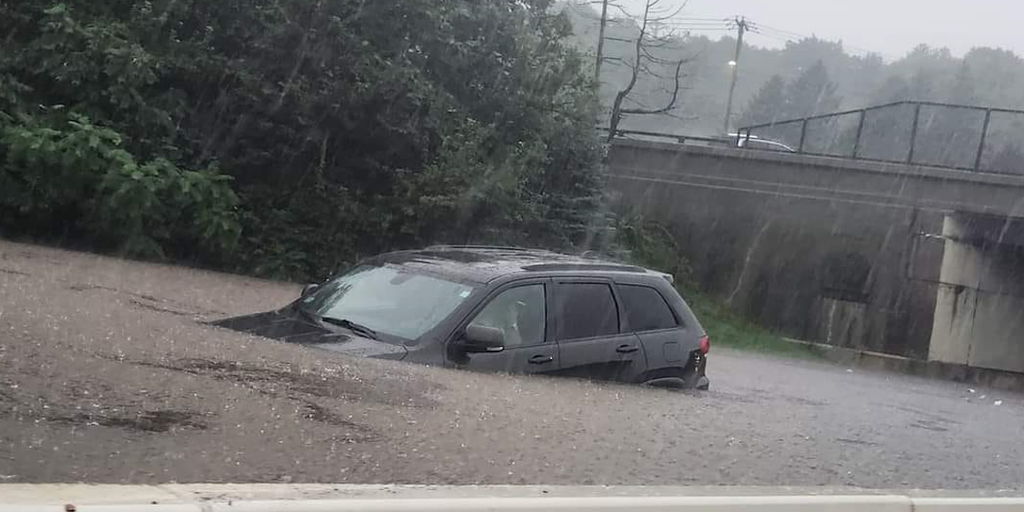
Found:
[699,334,710,355]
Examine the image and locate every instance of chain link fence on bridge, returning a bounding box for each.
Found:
[738,101,1024,175]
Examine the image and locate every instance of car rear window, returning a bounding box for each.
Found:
[618,285,678,332]
[554,283,619,340]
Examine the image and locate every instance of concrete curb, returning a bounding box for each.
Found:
[913,498,1024,511]
[202,496,913,512]
[1,486,1023,512]
[783,338,1024,392]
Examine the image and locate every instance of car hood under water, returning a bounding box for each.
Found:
[209,309,408,360]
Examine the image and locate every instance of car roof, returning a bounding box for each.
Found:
[744,138,796,151]
[366,246,673,285]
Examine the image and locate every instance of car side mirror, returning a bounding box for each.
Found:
[459,324,506,353]
[300,283,320,298]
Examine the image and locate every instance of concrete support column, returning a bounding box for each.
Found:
[928,213,1024,371]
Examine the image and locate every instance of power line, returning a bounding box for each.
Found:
[750,30,797,44]
[748,21,898,61]
[667,21,731,26]
[664,18,732,34]
[748,22,805,40]
[669,21,731,25]
[753,27,889,59]
[668,23,731,29]
[674,17,732,22]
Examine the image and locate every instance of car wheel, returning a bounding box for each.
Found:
[642,377,686,389]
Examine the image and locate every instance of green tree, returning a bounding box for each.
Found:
[779,61,841,151]
[1,0,607,280]
[923,63,981,167]
[854,76,914,161]
[784,60,841,119]
[908,68,939,101]
[739,74,787,127]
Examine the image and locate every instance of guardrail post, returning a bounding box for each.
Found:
[974,109,992,170]
[798,119,808,153]
[852,110,866,158]
[907,103,921,164]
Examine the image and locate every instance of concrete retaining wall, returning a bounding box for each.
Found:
[608,142,945,358]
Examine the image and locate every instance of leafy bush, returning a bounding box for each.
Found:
[588,206,692,285]
[0,113,239,258]
[1,0,606,280]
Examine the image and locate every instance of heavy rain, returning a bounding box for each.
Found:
[2,0,1024,495]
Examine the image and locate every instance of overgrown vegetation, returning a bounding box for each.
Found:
[1,112,240,259]
[685,291,817,358]
[616,208,815,357]
[1,0,606,280]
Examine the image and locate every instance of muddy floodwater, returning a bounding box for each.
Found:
[1,240,1022,488]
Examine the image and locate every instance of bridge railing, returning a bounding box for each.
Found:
[596,127,728,146]
[737,101,1024,174]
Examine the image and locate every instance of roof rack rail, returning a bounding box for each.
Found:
[425,244,542,252]
[522,263,648,273]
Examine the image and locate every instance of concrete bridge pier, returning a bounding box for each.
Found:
[929,213,1024,372]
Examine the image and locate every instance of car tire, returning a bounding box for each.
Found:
[642,377,686,389]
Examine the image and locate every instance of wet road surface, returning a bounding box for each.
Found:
[1,240,1022,488]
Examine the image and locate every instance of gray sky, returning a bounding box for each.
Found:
[618,0,1019,60]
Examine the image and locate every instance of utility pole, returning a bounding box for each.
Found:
[722,16,748,135]
[595,0,610,82]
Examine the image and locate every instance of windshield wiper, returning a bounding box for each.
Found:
[319,316,380,340]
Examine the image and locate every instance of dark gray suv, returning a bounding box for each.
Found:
[214,246,710,389]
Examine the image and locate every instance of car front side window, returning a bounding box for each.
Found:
[468,284,546,348]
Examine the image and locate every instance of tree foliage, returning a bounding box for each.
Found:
[782,61,841,119]
[1,0,606,279]
[740,62,840,123]
[738,75,786,127]
[0,112,240,258]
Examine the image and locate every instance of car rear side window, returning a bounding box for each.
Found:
[618,285,678,332]
[554,283,619,340]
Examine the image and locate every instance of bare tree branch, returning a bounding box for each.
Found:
[619,58,686,115]
[646,4,687,22]
[660,110,700,123]
[643,36,682,49]
[640,44,678,65]
[606,3,636,18]
[604,0,693,141]
[578,0,635,19]
[638,62,665,79]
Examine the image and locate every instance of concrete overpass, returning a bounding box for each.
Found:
[608,139,1024,374]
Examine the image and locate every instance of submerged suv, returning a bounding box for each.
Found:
[214,246,710,389]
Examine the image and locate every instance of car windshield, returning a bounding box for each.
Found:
[299,264,476,341]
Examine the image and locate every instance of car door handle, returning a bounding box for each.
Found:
[616,344,640,354]
[528,355,554,365]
